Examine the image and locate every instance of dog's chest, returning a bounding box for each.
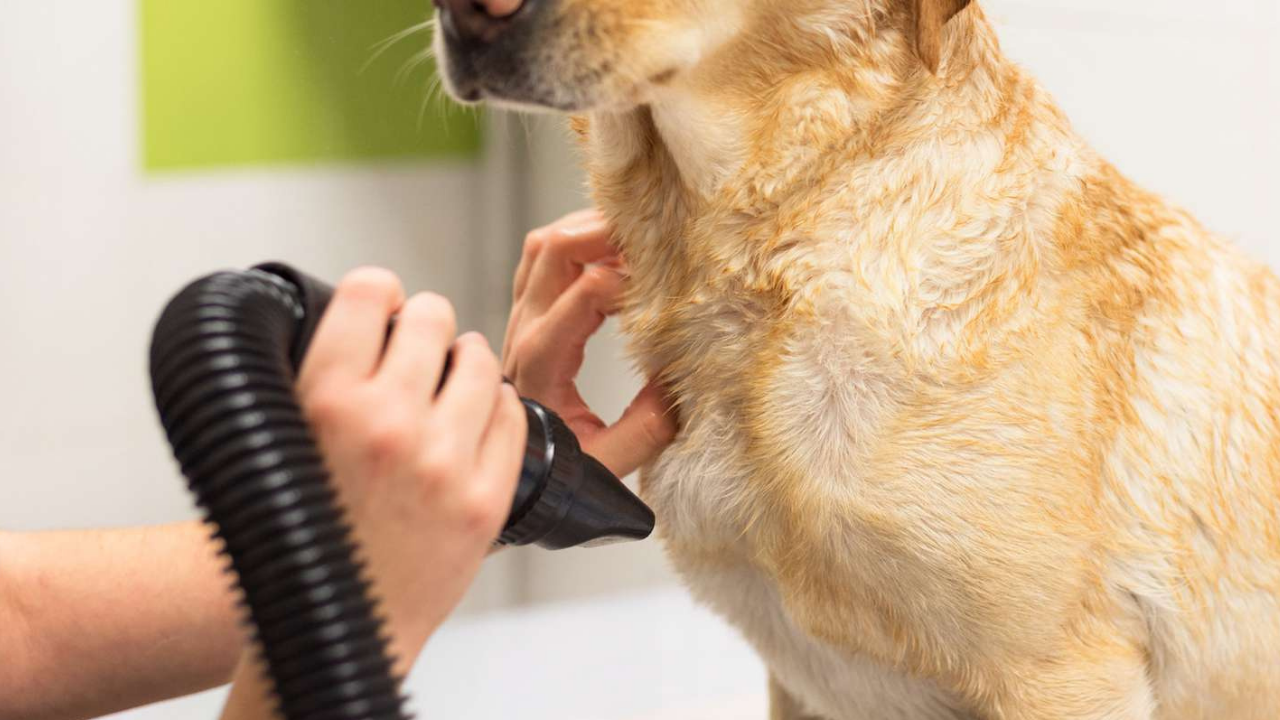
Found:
[628,243,966,718]
[628,220,907,544]
[634,252,847,515]
[607,128,1043,715]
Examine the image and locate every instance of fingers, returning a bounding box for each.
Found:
[513,209,605,301]
[300,268,405,391]
[503,210,678,480]
[473,385,527,524]
[520,213,618,316]
[436,333,504,456]
[581,381,678,478]
[545,264,626,348]
[513,265,625,384]
[504,209,623,367]
[378,292,456,398]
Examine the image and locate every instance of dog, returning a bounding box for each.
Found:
[432,0,1280,717]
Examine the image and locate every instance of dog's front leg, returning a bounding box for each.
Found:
[992,633,1156,720]
[770,675,828,720]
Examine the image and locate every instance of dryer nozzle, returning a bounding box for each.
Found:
[503,401,656,549]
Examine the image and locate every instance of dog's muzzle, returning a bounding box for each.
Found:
[434,0,549,104]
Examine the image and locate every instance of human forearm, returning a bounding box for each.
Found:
[0,522,243,720]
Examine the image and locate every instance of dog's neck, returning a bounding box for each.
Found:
[587,5,1017,197]
[579,4,1089,375]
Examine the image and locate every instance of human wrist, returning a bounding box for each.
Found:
[354,548,443,679]
[379,600,435,679]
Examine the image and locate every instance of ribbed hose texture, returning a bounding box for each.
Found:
[149,271,409,720]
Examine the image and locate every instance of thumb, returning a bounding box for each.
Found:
[582,381,678,478]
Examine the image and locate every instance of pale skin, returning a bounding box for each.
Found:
[0,211,675,720]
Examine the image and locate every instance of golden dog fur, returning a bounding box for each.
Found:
[435,1,1280,717]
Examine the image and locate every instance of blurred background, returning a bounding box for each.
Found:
[1,0,1278,718]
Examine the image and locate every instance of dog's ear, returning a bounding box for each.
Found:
[912,0,972,73]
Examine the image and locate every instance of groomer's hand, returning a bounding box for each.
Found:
[504,209,677,477]
[221,270,524,719]
[299,269,526,669]
[223,269,525,719]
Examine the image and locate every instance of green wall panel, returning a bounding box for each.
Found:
[141,0,480,170]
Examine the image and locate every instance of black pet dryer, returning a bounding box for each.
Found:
[149,262,654,720]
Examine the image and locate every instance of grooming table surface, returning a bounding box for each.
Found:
[101,588,767,720]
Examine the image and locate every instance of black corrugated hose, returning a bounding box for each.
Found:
[151,266,408,720]
[148,263,654,720]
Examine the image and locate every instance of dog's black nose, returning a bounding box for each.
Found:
[435,0,524,45]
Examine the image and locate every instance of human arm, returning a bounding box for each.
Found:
[0,522,242,720]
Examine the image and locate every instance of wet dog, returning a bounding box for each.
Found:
[435,1,1280,717]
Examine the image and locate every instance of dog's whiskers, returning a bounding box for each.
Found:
[362,18,435,75]
[395,48,436,86]
[418,73,444,131]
